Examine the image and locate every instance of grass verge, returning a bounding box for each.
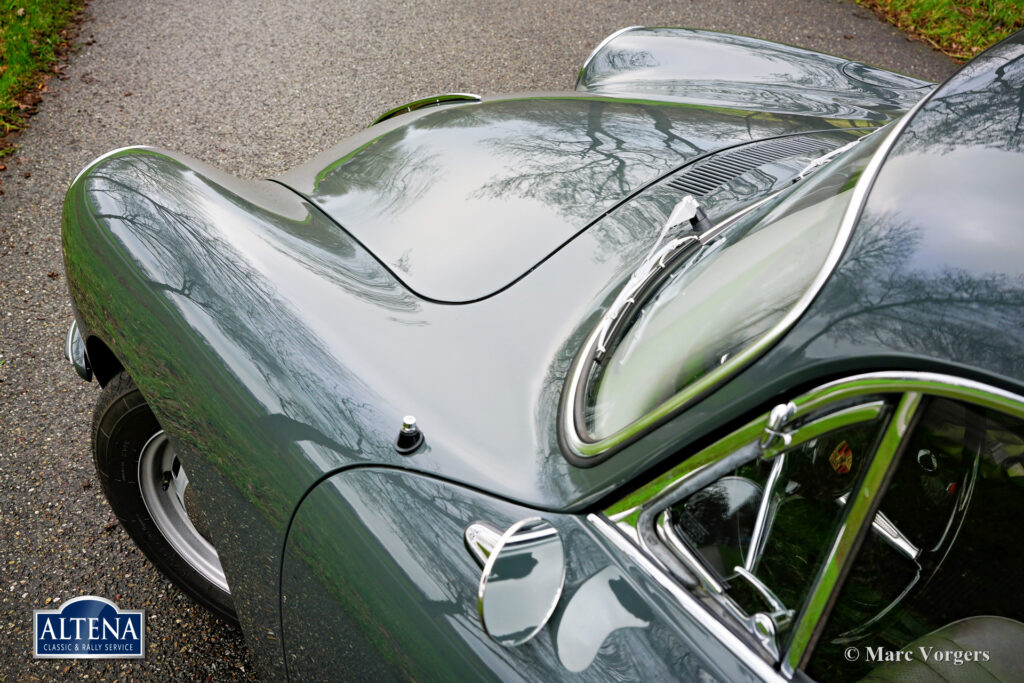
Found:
[856,0,1024,62]
[1,0,85,154]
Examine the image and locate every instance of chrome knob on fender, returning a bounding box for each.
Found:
[395,415,424,454]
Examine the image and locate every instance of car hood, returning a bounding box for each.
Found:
[278,95,870,302]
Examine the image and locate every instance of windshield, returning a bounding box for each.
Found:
[581,129,887,440]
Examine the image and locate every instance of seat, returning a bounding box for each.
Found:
[861,616,1024,682]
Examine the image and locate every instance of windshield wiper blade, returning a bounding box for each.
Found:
[595,196,709,360]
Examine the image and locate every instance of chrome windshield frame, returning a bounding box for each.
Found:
[561,93,931,461]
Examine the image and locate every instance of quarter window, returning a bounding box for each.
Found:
[662,408,887,649]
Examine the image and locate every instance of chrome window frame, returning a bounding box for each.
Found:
[561,92,932,461]
[591,371,1024,679]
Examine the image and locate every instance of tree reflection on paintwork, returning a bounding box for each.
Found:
[580,28,927,121]
[798,38,1024,376]
[306,96,866,301]
[282,469,723,681]
[75,150,423,675]
[805,214,1024,376]
[470,101,706,222]
[892,49,1024,155]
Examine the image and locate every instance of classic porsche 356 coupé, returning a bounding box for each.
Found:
[63,26,1024,681]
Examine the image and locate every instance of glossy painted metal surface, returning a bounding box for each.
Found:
[559,89,933,461]
[589,513,784,682]
[762,29,1024,391]
[280,467,765,681]
[62,146,424,676]
[560,128,886,460]
[576,28,931,121]
[52,124,894,676]
[60,27,1024,679]
[279,93,885,303]
[573,31,1024,530]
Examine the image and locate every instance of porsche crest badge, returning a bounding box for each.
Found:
[830,441,853,474]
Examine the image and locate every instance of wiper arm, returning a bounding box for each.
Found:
[595,195,709,359]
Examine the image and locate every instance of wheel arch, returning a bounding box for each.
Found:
[85,335,124,387]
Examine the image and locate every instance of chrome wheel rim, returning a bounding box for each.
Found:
[138,431,230,593]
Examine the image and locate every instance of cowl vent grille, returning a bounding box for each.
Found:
[667,136,839,196]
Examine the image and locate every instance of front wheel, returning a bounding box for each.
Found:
[92,371,237,625]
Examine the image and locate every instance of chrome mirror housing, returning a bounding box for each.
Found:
[477,518,565,647]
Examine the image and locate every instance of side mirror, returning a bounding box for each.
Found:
[477,518,565,647]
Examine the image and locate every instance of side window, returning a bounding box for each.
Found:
[809,398,1024,681]
[664,411,886,649]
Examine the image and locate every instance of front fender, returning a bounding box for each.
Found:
[61,146,416,678]
[576,27,932,121]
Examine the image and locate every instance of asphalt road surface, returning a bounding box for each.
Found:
[0,0,954,679]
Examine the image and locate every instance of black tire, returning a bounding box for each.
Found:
[92,370,238,625]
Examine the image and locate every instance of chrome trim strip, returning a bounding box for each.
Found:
[575,26,643,90]
[64,320,76,363]
[733,566,791,619]
[781,391,922,677]
[760,400,886,461]
[606,397,888,523]
[787,372,1024,423]
[369,93,481,127]
[562,91,933,459]
[589,513,786,682]
[607,372,1024,528]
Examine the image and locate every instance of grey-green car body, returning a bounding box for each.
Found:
[61,27,1024,680]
